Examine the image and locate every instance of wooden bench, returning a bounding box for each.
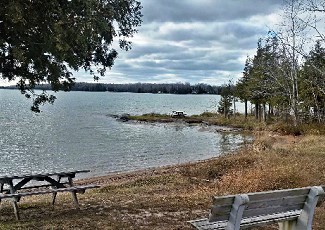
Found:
[0,184,100,219]
[189,186,325,230]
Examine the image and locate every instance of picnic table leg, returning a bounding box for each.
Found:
[51,175,61,207]
[0,183,3,204]
[8,180,20,220]
[68,177,79,209]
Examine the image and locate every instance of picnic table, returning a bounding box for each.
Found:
[0,170,100,220]
[171,111,187,118]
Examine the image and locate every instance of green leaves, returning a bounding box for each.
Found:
[0,0,142,112]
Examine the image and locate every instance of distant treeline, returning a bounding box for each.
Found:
[79,82,222,94]
[4,82,223,95]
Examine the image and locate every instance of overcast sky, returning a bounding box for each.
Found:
[1,0,284,86]
[93,0,284,86]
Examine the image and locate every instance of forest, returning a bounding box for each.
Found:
[2,82,223,95]
[218,0,325,125]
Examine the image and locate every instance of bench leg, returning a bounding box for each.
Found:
[278,220,296,230]
[68,177,79,209]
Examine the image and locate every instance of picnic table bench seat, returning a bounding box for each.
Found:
[0,184,100,201]
[189,186,325,230]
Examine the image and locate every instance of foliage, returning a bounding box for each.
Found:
[233,0,325,125]
[235,37,325,124]
[300,41,325,123]
[217,81,233,118]
[0,0,142,112]
[197,112,218,117]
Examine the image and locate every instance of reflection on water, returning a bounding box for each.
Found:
[218,133,251,154]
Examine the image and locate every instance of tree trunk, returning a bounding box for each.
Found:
[233,98,236,117]
[224,103,227,118]
[263,103,267,122]
[244,99,248,119]
[255,103,259,120]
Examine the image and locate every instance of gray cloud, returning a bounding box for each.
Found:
[142,0,283,23]
[73,0,283,85]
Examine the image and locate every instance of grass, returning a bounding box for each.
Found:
[1,122,325,228]
[128,113,173,122]
[130,112,325,135]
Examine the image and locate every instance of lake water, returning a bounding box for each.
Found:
[0,89,251,178]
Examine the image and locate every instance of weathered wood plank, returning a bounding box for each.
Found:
[18,185,100,197]
[0,185,100,199]
[189,218,227,230]
[212,195,235,206]
[210,205,232,216]
[0,170,90,181]
[1,182,71,193]
[243,203,304,218]
[245,195,307,210]
[247,188,310,202]
[189,210,302,229]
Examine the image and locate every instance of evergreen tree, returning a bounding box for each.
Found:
[0,0,142,112]
[300,40,325,122]
[217,81,233,118]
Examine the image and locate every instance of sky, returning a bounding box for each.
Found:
[1,0,284,86]
[93,0,283,86]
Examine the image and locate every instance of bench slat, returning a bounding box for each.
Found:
[210,195,307,221]
[17,185,100,197]
[243,203,304,218]
[212,188,310,205]
[247,188,310,202]
[240,210,301,229]
[245,195,307,210]
[0,170,90,181]
[0,185,100,199]
[210,205,232,216]
[189,218,227,230]
[212,196,235,206]
[189,210,302,230]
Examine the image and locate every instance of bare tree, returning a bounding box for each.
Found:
[276,0,310,125]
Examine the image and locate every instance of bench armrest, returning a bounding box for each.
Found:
[296,186,325,229]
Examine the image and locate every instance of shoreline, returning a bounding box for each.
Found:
[76,155,230,186]
[75,132,298,187]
